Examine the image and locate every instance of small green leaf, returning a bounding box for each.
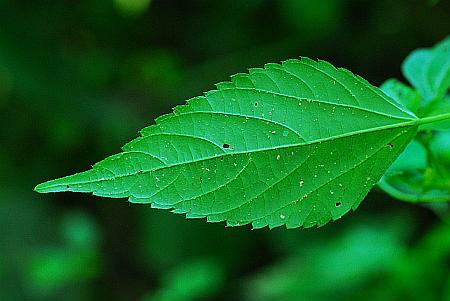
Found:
[378,37,450,203]
[36,58,424,229]
[114,0,151,17]
[430,131,450,171]
[142,259,224,301]
[402,36,450,102]
[380,130,450,203]
[380,78,422,114]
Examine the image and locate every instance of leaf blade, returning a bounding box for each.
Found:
[36,58,419,229]
[402,36,450,102]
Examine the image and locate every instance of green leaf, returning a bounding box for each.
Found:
[430,131,450,172]
[36,57,422,229]
[379,131,450,203]
[248,218,410,301]
[380,78,422,114]
[142,259,224,301]
[402,36,450,102]
[114,0,151,17]
[378,37,450,203]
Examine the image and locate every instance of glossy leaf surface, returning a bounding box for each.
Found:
[36,58,420,228]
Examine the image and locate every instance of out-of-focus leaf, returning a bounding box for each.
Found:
[379,131,450,202]
[24,212,101,297]
[247,217,410,301]
[35,58,420,229]
[114,0,151,17]
[25,248,100,296]
[430,131,450,179]
[61,211,101,249]
[142,259,225,301]
[379,36,450,203]
[379,130,450,203]
[380,78,422,114]
[402,36,450,102]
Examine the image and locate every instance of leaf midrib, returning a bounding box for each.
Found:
[38,117,419,191]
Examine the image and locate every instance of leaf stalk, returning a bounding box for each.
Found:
[417,112,450,126]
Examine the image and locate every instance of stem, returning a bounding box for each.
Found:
[417,112,450,125]
[378,179,450,203]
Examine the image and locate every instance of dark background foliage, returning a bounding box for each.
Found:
[1,1,450,300]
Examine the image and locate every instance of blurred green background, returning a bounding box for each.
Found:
[1,1,450,300]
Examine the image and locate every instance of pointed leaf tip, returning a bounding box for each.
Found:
[34,182,46,193]
[34,179,68,193]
